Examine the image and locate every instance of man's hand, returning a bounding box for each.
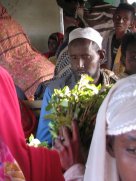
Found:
[54,120,84,171]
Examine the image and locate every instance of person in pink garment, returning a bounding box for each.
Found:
[0,65,84,181]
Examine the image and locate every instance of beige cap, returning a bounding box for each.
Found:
[69,27,103,49]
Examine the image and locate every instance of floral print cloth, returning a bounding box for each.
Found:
[0,140,25,181]
[0,3,55,99]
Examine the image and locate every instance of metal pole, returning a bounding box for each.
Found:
[59,7,64,34]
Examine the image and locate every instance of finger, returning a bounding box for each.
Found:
[62,126,73,158]
[54,138,65,152]
[62,126,71,145]
[72,119,80,142]
[58,127,63,138]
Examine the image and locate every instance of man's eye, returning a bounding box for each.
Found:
[82,55,91,59]
[115,15,120,20]
[71,56,78,60]
[123,17,128,21]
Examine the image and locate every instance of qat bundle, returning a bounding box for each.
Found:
[46,75,112,149]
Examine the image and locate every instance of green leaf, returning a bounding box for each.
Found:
[45,74,113,149]
[29,134,34,143]
[39,141,49,148]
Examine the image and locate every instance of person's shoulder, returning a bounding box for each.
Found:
[104,29,115,38]
[101,68,119,83]
[102,29,115,44]
[49,73,76,91]
[48,75,69,91]
[101,68,117,77]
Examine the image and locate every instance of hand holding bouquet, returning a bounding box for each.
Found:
[46,75,112,149]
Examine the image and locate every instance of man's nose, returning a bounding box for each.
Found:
[79,59,84,68]
[118,17,124,23]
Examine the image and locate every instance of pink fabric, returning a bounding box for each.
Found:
[0,3,55,98]
[0,66,64,181]
[0,140,25,180]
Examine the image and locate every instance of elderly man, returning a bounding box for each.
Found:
[36,27,118,145]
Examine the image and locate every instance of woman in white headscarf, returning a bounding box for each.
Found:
[84,74,136,181]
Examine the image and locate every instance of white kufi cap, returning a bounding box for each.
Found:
[68,27,103,49]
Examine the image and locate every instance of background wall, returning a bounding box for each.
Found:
[0,0,61,53]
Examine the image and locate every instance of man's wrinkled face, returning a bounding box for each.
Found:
[125,43,136,75]
[113,10,133,33]
[109,130,136,181]
[68,38,101,81]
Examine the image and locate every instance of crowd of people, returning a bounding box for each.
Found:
[0,0,136,181]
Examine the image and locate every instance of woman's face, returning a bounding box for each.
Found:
[48,38,58,53]
[113,130,136,181]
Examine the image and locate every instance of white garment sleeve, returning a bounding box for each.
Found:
[64,164,85,181]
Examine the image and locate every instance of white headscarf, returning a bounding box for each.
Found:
[84,74,136,181]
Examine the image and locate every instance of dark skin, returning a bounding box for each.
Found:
[101,9,134,69]
[54,120,84,172]
[68,38,105,84]
[113,10,134,40]
[48,38,58,53]
[124,42,136,75]
[107,130,136,181]
[54,38,105,171]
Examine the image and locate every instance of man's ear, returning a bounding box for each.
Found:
[106,136,115,158]
[98,49,105,64]
[129,21,134,29]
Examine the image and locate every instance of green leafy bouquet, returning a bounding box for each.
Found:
[46,75,112,149]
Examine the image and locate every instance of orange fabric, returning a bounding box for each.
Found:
[0,3,54,99]
[112,46,125,76]
[0,66,64,181]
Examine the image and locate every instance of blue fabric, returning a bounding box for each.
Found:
[36,70,116,147]
[15,85,27,100]
[36,73,77,146]
[36,87,52,145]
